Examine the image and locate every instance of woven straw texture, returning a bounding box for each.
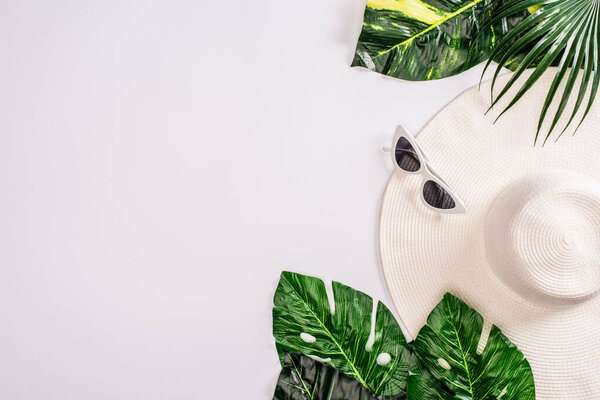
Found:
[380,69,600,399]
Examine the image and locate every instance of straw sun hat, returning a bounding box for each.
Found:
[380,69,600,399]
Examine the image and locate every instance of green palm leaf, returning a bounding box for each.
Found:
[483,0,600,143]
[408,293,535,400]
[272,271,411,396]
[273,353,382,400]
[352,0,531,80]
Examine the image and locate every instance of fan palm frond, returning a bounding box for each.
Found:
[482,0,600,144]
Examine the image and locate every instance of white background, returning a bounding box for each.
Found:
[0,1,496,398]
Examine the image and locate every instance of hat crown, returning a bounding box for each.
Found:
[484,171,600,304]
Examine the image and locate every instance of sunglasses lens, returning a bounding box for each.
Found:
[395,137,421,172]
[423,180,456,210]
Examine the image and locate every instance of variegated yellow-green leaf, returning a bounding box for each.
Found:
[352,0,530,80]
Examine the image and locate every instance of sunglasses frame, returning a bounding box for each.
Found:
[388,125,466,214]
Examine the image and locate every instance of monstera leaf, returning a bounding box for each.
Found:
[352,0,531,80]
[272,273,536,399]
[273,353,383,400]
[272,271,411,396]
[408,293,535,399]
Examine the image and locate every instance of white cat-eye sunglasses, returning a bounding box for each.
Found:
[383,125,465,214]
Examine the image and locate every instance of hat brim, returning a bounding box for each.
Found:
[379,69,600,399]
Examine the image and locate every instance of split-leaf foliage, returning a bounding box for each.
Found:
[272,272,535,400]
[353,0,600,142]
[408,293,535,399]
[273,271,410,396]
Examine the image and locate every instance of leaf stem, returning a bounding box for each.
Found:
[375,0,485,58]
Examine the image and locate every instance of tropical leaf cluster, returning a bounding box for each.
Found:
[352,0,600,143]
[271,271,535,400]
